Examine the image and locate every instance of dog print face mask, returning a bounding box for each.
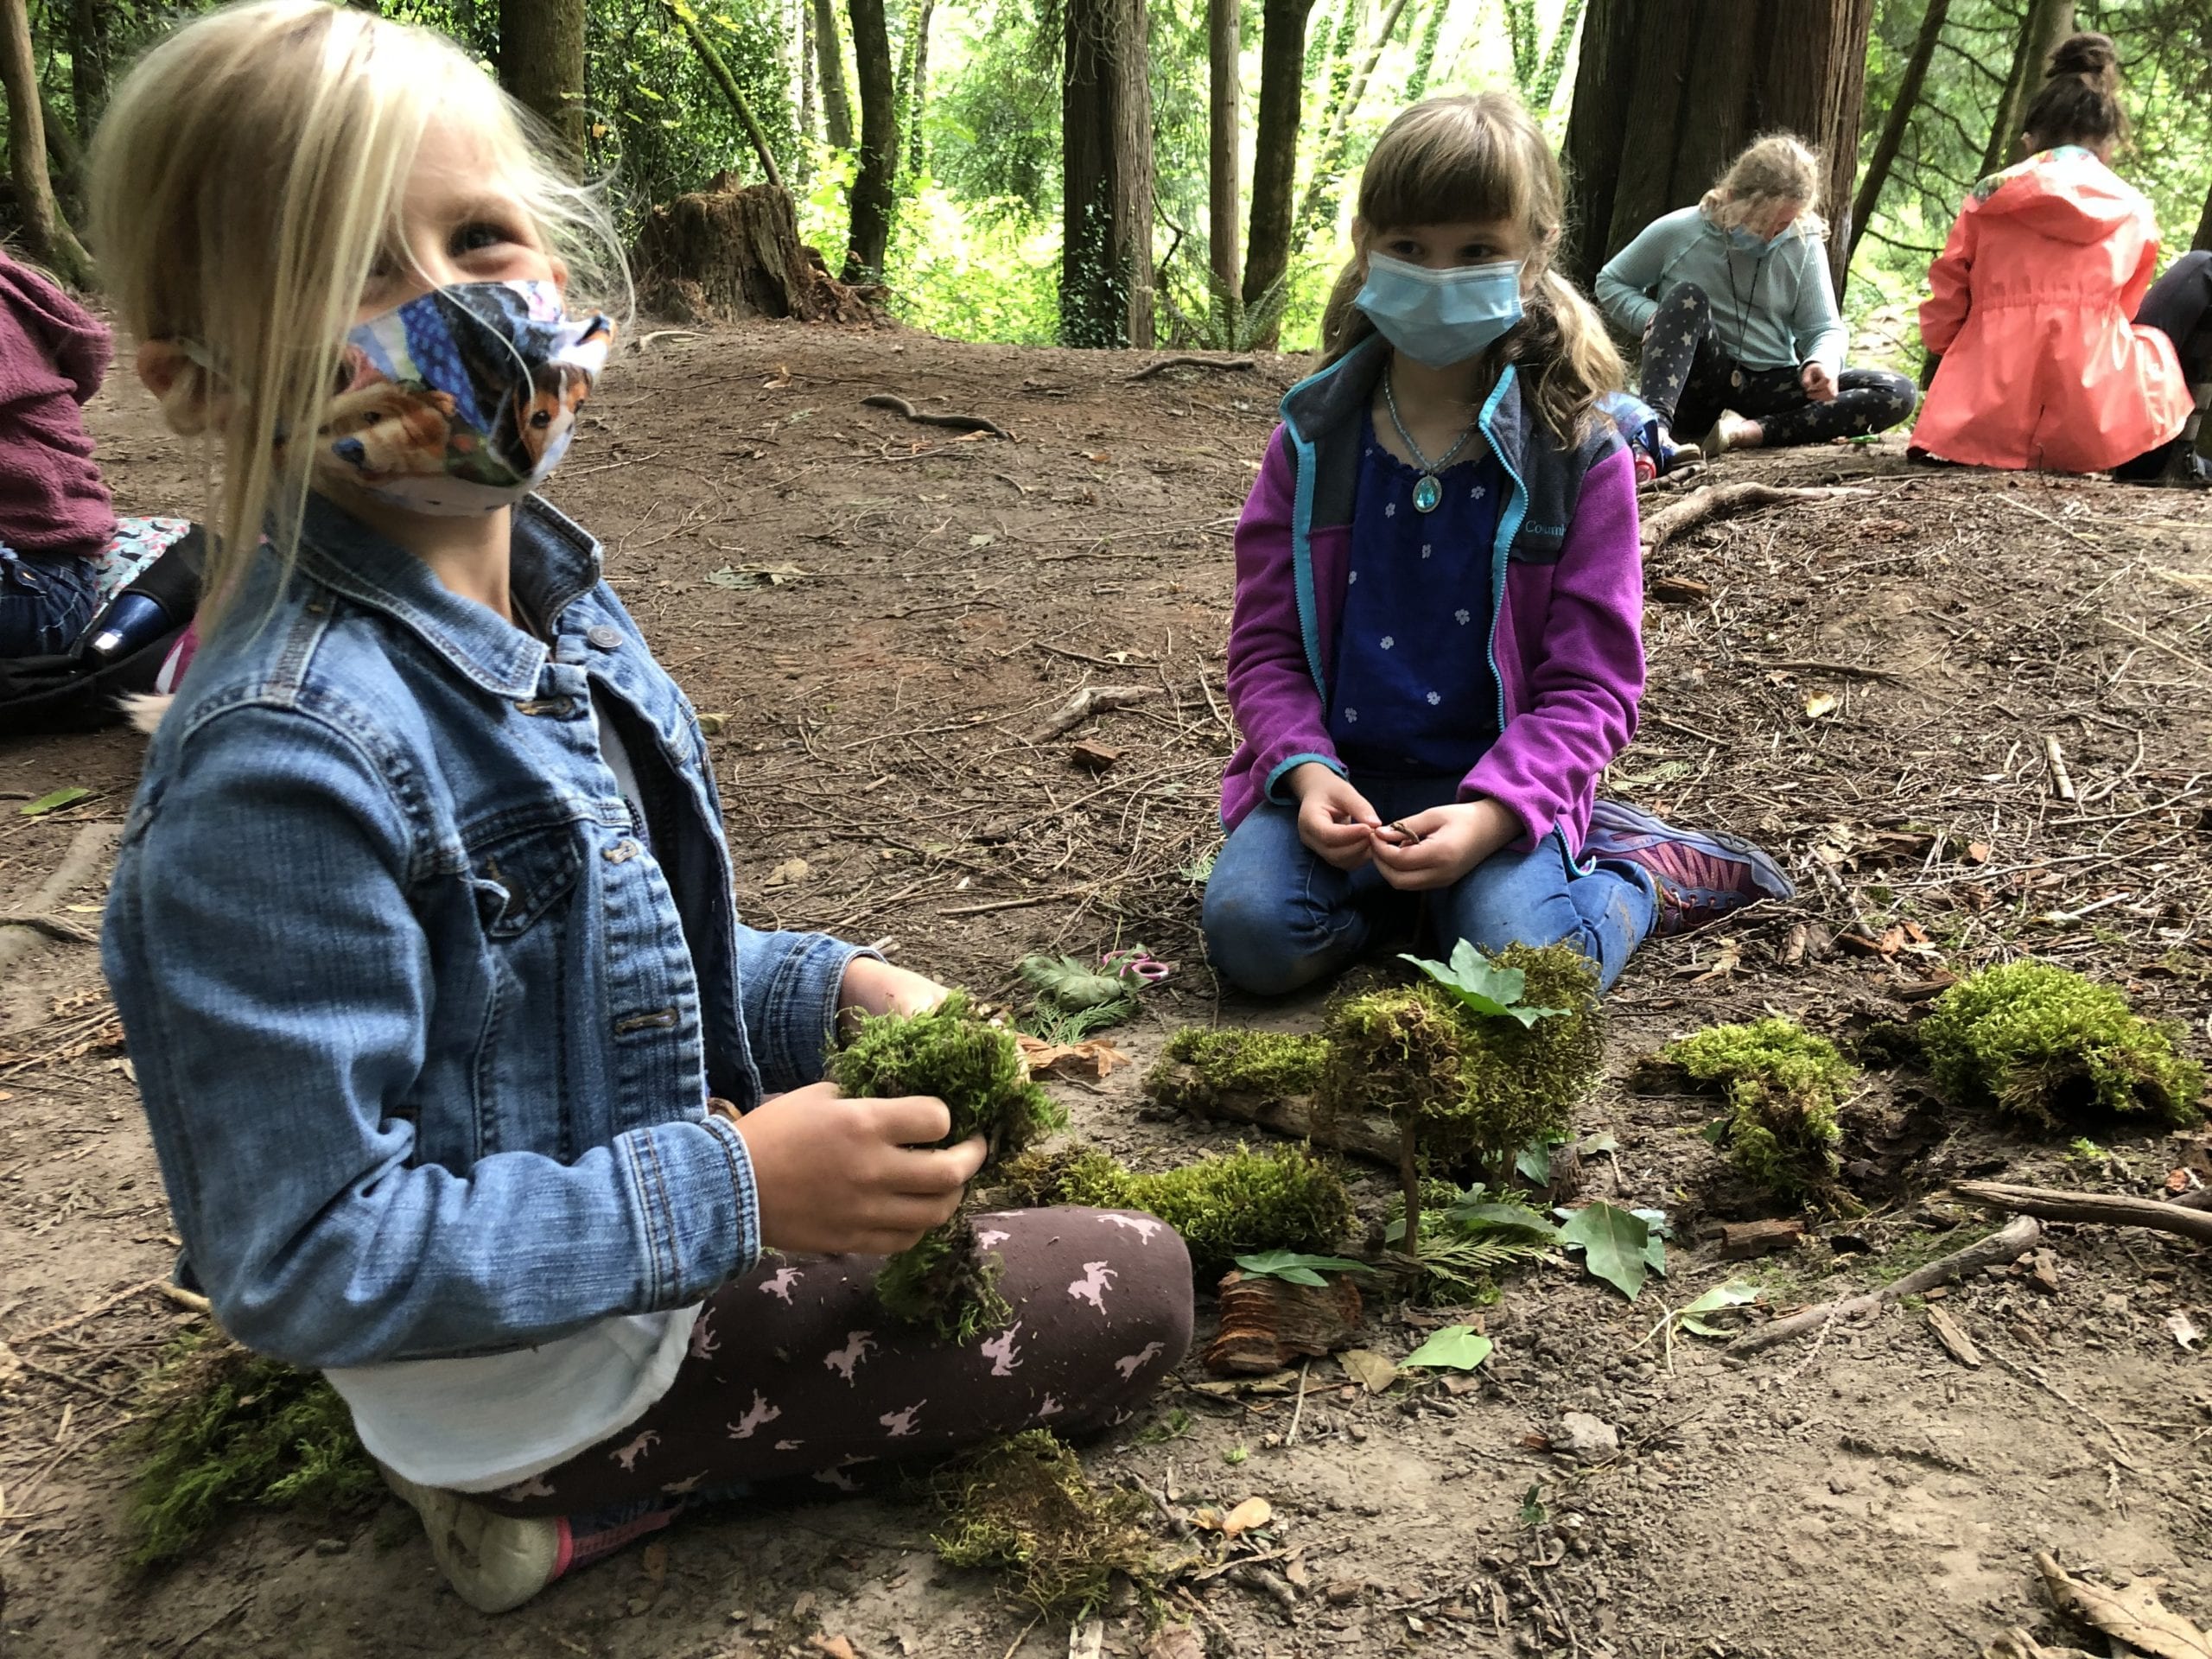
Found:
[318,280,613,515]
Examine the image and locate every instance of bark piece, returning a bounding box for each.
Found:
[1719,1219,1805,1260]
[1954,1181,2212,1247]
[1727,1216,2043,1357]
[1649,575,1712,603]
[1070,739,1123,772]
[1926,1306,1982,1368]
[1205,1270,1363,1376]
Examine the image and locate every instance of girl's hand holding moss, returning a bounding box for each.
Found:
[1369,798,1521,890]
[1288,762,1382,871]
[735,1083,987,1255]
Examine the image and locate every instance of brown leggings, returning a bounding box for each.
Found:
[476,1206,1193,1516]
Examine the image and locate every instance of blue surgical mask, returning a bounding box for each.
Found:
[1726,224,1777,252]
[1354,251,1525,369]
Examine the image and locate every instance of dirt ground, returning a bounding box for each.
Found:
[3,320,2209,1659]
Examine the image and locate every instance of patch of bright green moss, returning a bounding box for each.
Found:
[927,1431,1160,1618]
[1663,1017,1852,1198]
[1919,961,2204,1131]
[1148,1027,1331,1105]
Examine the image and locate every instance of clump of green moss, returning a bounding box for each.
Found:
[126,1333,380,1567]
[1919,961,2204,1131]
[995,1141,1354,1276]
[831,993,1066,1340]
[927,1431,1161,1618]
[1320,943,1604,1172]
[1146,1027,1332,1109]
[1662,1017,1853,1198]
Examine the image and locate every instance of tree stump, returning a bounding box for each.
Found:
[632,175,879,326]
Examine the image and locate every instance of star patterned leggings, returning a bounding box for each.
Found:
[1638,281,1917,448]
[474,1206,1193,1517]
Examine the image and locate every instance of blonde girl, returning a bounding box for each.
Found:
[1596,133,1917,461]
[91,1,1187,1613]
[1204,93,1791,1001]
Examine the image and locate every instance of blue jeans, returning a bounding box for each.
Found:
[1202,774,1656,995]
[0,546,99,658]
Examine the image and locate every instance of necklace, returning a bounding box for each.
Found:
[1382,364,1477,513]
[1723,239,1771,362]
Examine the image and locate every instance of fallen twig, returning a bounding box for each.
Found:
[5,1276,165,1347]
[1726,1216,2041,1357]
[1147,1065,1401,1166]
[1123,353,1258,381]
[1638,482,1867,551]
[861,391,1009,438]
[2043,734,2076,802]
[1986,1351,2141,1471]
[1953,1180,2212,1246]
[1028,684,1159,744]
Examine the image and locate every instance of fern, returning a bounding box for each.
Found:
[1409,1233,1554,1301]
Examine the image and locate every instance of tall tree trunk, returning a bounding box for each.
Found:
[2194,175,2212,251]
[0,0,92,286]
[498,0,588,162]
[1979,0,2073,177]
[1402,0,1449,103]
[1243,0,1319,328]
[1060,0,1154,348]
[1208,0,1243,324]
[1560,0,1877,294]
[663,0,785,190]
[1849,0,1951,276]
[813,0,855,149]
[1292,0,1413,247]
[66,0,107,130]
[799,0,817,146]
[895,0,936,180]
[844,0,899,281]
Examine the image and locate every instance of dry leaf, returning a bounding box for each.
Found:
[807,1638,861,1659]
[1222,1497,1272,1537]
[2037,1552,2212,1659]
[2166,1310,2202,1351]
[1804,691,1840,719]
[1338,1348,1399,1394]
[763,857,810,888]
[1014,1033,1129,1081]
[1967,840,1992,863]
[1079,449,1113,463]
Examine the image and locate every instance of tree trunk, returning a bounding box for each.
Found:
[1208,0,1242,323]
[663,0,785,191]
[2194,175,2212,251]
[896,0,936,180]
[1979,0,2073,178]
[1560,0,1877,293]
[1292,0,1413,247]
[0,0,92,287]
[1243,0,1319,329]
[1402,0,1449,103]
[66,0,108,130]
[844,0,900,281]
[497,0,588,162]
[1060,0,1154,348]
[798,0,817,148]
[813,0,855,149]
[1849,0,1951,277]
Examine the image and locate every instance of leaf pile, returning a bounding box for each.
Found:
[927,1430,1161,1619]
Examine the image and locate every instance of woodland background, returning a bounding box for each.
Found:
[3,0,2211,365]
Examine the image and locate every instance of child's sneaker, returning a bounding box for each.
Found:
[1584,801,1794,937]
[378,1463,684,1613]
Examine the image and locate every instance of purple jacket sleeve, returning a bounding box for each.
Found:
[1463,445,1645,845]
[1225,427,1344,802]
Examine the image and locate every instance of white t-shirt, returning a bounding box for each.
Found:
[325,692,700,1494]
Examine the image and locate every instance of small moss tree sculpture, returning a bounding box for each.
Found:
[1661,1017,1853,1198]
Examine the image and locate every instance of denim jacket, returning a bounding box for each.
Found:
[102,494,863,1369]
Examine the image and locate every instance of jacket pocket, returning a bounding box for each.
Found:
[469,822,584,938]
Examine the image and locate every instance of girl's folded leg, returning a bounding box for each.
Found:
[1202,799,1384,995]
[1434,830,1656,992]
[1748,367,1919,447]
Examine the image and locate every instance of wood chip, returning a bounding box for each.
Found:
[1926,1306,1982,1368]
[1719,1218,1805,1260]
[1069,738,1123,772]
[1649,575,1712,603]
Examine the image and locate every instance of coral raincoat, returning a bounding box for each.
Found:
[1913,149,2188,474]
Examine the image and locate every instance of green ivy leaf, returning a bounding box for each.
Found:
[1233,1250,1369,1287]
[1675,1281,1762,1338]
[1557,1200,1653,1301]
[1442,1198,1561,1241]
[19,786,90,817]
[1398,939,1568,1027]
[1514,1140,1560,1185]
[1401,1325,1493,1371]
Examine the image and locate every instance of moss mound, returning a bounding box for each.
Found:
[1319,943,1604,1169]
[831,993,1066,1340]
[1919,961,2204,1131]
[1662,1017,1853,1198]
[1147,1027,1331,1105]
[928,1430,1160,1618]
[127,1334,380,1567]
[995,1141,1354,1276]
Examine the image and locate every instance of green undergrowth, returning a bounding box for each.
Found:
[995,1142,1354,1277]
[1919,961,2204,1131]
[1662,1018,1853,1198]
[126,1332,379,1568]
[926,1430,1163,1618]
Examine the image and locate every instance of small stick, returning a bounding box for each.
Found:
[1398,1121,1423,1265]
[4,1277,166,1347]
[1990,1353,2142,1471]
[1123,353,1257,381]
[1286,1357,1312,1447]
[1727,1217,2041,1357]
[1953,1180,2212,1246]
[2044,734,2077,801]
[1028,684,1159,744]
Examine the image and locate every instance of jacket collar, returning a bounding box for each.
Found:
[293,493,605,699]
[1280,332,1528,481]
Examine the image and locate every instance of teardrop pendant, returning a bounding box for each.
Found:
[1412,474,1442,513]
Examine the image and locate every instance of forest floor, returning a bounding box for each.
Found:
[3,320,2210,1659]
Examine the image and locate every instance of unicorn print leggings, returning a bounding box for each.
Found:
[474,1207,1193,1517]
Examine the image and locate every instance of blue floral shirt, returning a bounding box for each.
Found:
[1325,416,1502,778]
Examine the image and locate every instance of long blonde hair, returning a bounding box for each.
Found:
[88,1,626,631]
[1319,93,1623,447]
[1700,133,1830,240]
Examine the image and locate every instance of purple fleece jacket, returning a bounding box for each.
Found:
[1221,336,1644,858]
[0,253,115,560]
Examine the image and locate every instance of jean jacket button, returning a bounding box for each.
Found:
[586,624,624,651]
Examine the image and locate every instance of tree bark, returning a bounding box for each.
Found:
[66,0,108,130]
[1242,0,1320,327]
[1060,0,1154,348]
[0,0,92,287]
[1292,0,1414,248]
[1979,0,2073,179]
[1207,0,1243,321]
[2195,175,2212,251]
[1560,0,1877,293]
[843,0,900,281]
[1849,0,1952,276]
[497,0,588,162]
[895,0,936,180]
[1402,0,1449,103]
[812,0,855,149]
[798,0,817,149]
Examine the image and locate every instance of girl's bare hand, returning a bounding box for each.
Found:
[734,1083,985,1255]
[1287,763,1382,871]
[1369,799,1522,891]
